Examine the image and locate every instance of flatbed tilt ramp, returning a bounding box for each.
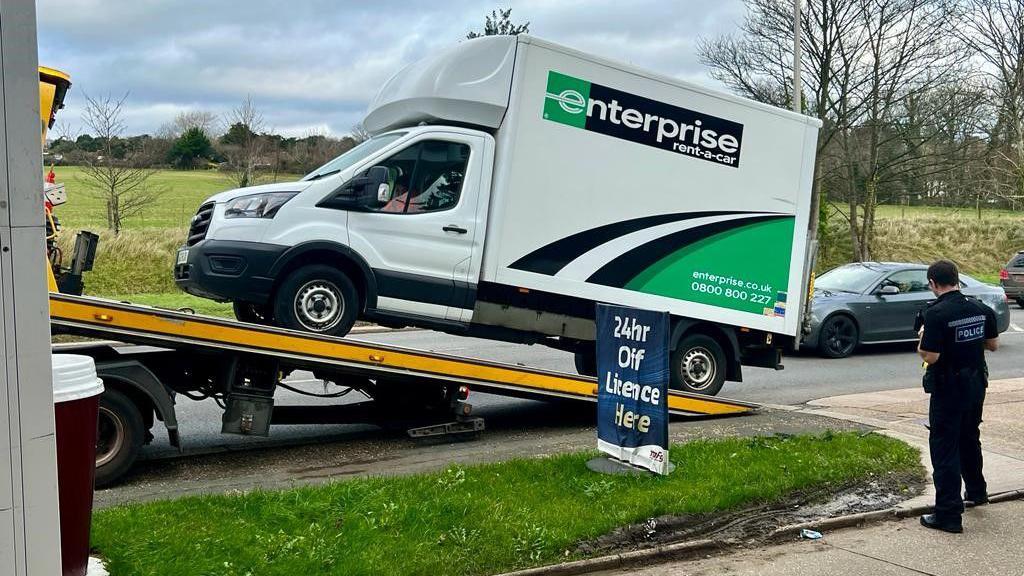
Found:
[50,293,756,418]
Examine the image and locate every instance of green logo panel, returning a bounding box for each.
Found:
[543,70,590,128]
[626,218,795,315]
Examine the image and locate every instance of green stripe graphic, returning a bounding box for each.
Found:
[626,218,795,315]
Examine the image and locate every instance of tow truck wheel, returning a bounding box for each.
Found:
[233,301,272,324]
[274,265,358,336]
[94,388,144,487]
[670,334,726,396]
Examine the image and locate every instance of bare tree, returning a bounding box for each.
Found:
[701,0,967,261]
[957,0,1024,208]
[78,92,159,234]
[699,0,871,261]
[159,109,219,139]
[349,122,370,144]
[221,95,266,188]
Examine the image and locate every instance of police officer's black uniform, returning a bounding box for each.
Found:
[919,290,997,530]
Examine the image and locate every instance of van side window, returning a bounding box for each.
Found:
[374,140,470,214]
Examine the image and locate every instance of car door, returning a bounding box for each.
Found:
[870,269,932,341]
[347,134,484,321]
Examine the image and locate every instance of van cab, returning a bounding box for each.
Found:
[176,127,494,334]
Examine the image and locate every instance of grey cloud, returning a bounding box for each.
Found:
[37,0,742,137]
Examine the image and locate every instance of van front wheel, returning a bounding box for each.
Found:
[274,265,359,337]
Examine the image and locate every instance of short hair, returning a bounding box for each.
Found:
[927,260,959,287]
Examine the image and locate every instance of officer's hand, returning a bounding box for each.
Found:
[918,327,924,339]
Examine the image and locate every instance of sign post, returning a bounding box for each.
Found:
[593,303,671,475]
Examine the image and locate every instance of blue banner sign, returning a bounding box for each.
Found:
[595,303,670,474]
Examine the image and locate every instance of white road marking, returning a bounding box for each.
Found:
[1011,323,1023,332]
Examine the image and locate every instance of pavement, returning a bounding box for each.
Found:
[591,378,1024,576]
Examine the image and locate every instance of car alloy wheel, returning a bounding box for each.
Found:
[822,315,857,358]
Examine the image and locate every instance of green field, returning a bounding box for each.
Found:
[51,166,301,230]
[50,168,1023,297]
[92,433,921,576]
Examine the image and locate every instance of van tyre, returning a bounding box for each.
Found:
[95,389,144,488]
[671,334,726,396]
[274,265,358,337]
[1017,298,1024,309]
[233,301,272,325]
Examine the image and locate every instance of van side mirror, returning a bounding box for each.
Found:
[879,285,900,296]
[318,166,390,211]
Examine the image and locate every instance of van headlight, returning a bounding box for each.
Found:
[223,192,297,219]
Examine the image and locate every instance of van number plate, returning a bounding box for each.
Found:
[176,249,189,265]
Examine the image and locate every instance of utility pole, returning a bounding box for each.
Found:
[0,0,63,574]
[793,0,803,113]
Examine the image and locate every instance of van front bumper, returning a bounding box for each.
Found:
[174,239,287,305]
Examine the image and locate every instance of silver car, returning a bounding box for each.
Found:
[805,262,1011,358]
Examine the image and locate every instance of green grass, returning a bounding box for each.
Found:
[91,432,921,576]
[818,214,1024,280]
[874,203,1022,220]
[57,228,186,295]
[50,166,301,230]
[116,292,234,317]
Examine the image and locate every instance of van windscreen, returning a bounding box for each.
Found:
[302,132,405,181]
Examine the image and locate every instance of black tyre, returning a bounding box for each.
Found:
[1016,298,1024,310]
[670,334,726,396]
[94,388,145,488]
[818,314,859,359]
[273,265,359,336]
[233,301,272,324]
[574,346,597,377]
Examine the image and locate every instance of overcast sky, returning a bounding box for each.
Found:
[37,0,745,139]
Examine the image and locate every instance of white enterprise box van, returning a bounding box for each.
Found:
[175,35,821,395]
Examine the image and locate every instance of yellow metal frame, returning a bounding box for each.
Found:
[48,293,756,417]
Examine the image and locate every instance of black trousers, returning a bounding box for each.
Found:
[928,388,986,520]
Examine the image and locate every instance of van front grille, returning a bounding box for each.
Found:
[186,203,214,246]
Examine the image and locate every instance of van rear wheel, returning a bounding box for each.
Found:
[274,265,358,337]
[670,334,726,396]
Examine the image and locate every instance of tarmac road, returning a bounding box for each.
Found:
[137,307,1024,460]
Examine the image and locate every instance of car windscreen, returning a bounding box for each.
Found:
[815,266,885,294]
[302,132,405,181]
[1010,254,1024,268]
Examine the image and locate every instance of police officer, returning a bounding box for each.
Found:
[917,260,998,533]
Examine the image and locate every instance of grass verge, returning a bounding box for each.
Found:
[92,432,921,576]
[116,292,234,317]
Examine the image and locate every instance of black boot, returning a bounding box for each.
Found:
[920,514,963,533]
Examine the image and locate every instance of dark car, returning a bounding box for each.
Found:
[1000,251,1024,308]
[806,262,1011,358]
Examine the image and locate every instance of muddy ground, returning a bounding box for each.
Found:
[577,470,926,559]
